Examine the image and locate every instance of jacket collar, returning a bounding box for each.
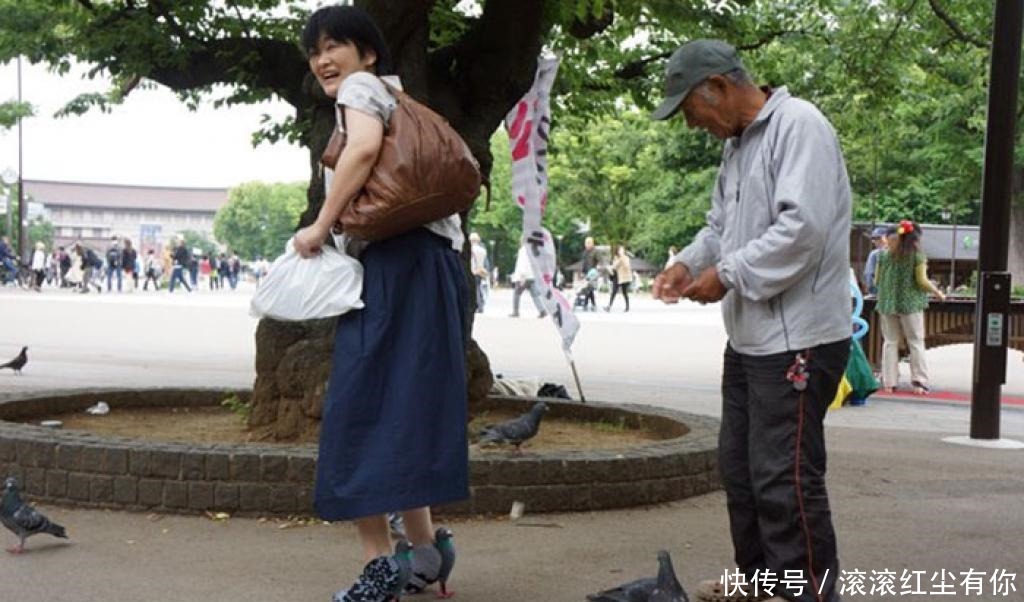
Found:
[730,86,790,148]
[750,85,790,128]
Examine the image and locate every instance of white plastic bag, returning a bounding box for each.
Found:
[249,238,364,321]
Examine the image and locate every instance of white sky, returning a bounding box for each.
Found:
[0,59,310,188]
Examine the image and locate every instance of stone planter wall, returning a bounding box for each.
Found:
[0,389,720,516]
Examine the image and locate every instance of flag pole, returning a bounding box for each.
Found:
[565,350,586,403]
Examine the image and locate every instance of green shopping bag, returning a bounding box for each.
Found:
[846,339,879,402]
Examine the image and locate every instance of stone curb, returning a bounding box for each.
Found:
[0,389,720,516]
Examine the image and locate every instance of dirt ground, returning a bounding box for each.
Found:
[35,406,664,451]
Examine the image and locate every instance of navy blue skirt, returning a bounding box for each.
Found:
[314,228,469,521]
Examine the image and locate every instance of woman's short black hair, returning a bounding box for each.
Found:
[302,5,394,75]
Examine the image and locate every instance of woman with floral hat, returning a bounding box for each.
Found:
[874,220,946,394]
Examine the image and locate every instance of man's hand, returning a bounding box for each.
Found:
[293,222,330,258]
[682,267,728,304]
[653,263,693,304]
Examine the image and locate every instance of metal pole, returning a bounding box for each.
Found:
[970,0,1024,439]
[16,55,26,263]
[567,356,586,404]
[3,176,10,238]
[950,212,957,290]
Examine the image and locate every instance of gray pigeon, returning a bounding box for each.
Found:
[435,527,457,598]
[0,346,27,374]
[586,576,657,602]
[650,550,688,602]
[391,538,414,600]
[587,551,688,602]
[478,401,548,452]
[2,477,68,554]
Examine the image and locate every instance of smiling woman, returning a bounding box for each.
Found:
[294,6,470,602]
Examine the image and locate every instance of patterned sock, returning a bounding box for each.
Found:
[403,544,442,594]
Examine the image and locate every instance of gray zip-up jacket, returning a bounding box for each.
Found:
[675,87,852,355]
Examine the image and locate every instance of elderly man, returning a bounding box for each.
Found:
[652,40,851,602]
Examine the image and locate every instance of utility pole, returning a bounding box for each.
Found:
[968,0,1023,441]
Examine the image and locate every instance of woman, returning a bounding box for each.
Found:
[199,255,212,287]
[66,244,83,289]
[30,242,46,291]
[143,249,161,291]
[874,220,945,394]
[122,238,138,292]
[605,245,634,312]
[292,6,467,602]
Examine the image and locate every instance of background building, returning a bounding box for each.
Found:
[24,179,227,253]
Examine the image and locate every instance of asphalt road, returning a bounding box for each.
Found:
[2,285,1023,601]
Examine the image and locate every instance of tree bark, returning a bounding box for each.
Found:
[247,0,547,439]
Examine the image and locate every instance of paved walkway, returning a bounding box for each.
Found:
[1,286,1023,601]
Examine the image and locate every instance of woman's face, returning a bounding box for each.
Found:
[308,34,376,98]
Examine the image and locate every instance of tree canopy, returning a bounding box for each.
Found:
[213,181,306,260]
[0,0,1012,266]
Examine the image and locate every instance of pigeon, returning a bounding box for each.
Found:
[391,538,414,600]
[650,550,688,602]
[587,576,657,602]
[586,551,688,602]
[1,477,68,554]
[0,346,27,375]
[478,401,548,452]
[434,527,457,599]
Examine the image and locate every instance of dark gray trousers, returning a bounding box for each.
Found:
[720,338,849,602]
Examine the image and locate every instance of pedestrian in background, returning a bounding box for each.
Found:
[122,238,138,292]
[105,236,123,292]
[469,232,489,312]
[169,239,192,293]
[188,248,200,288]
[228,252,241,289]
[509,241,546,319]
[874,219,945,395]
[579,237,598,311]
[58,246,71,287]
[862,225,890,295]
[605,244,633,312]
[30,241,46,291]
[67,244,84,290]
[143,249,162,291]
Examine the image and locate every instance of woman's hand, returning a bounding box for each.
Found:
[293,222,331,258]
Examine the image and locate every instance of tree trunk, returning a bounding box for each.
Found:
[247,1,546,440]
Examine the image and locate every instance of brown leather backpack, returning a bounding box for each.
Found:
[321,83,481,241]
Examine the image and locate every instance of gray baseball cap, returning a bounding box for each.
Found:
[651,39,745,121]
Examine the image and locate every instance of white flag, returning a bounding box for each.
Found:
[505,56,579,352]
